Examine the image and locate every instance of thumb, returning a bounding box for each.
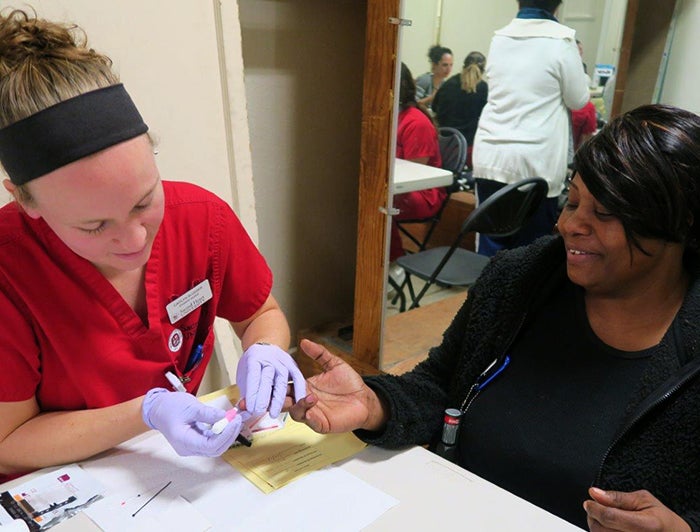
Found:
[237,409,252,424]
[219,414,243,440]
[588,487,647,511]
[211,415,244,455]
[299,339,342,373]
[193,404,228,425]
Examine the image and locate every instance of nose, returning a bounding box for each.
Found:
[559,207,592,236]
[112,220,148,252]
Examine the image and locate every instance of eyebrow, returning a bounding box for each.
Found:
[78,178,159,225]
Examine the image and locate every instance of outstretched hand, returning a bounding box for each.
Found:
[584,487,691,532]
[288,339,388,434]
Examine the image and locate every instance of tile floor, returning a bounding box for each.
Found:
[295,275,469,377]
[386,275,468,317]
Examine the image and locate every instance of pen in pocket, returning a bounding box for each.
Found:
[184,343,203,373]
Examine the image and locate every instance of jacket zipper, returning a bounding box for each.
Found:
[594,360,700,485]
[459,311,527,414]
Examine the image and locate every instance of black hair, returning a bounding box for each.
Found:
[399,62,435,125]
[427,45,452,65]
[518,0,562,12]
[399,62,416,108]
[574,104,700,265]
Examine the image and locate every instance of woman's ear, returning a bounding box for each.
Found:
[2,178,15,197]
[3,179,41,218]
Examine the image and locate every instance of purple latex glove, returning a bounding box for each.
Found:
[236,343,307,417]
[142,388,243,457]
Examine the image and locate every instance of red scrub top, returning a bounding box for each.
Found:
[0,181,271,411]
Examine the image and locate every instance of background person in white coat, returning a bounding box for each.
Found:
[472,0,589,256]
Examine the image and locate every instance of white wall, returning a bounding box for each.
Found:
[238,0,365,336]
[400,0,511,78]
[659,0,700,113]
[400,0,624,83]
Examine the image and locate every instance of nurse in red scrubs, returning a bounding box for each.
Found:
[0,9,306,480]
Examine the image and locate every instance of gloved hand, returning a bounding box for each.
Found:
[142,388,243,457]
[237,342,307,417]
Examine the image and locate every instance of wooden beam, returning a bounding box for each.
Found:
[352,0,400,368]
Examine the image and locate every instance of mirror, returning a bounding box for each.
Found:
[377,0,678,372]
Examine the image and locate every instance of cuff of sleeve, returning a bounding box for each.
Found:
[352,379,395,445]
[141,387,169,429]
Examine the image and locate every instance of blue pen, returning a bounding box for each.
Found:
[184,344,203,373]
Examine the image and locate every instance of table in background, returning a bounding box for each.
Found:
[393,158,452,194]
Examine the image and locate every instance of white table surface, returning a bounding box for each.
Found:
[393,158,453,194]
[1,443,581,531]
[343,446,582,530]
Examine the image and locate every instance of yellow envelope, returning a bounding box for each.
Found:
[200,385,367,493]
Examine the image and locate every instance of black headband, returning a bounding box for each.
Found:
[0,84,148,185]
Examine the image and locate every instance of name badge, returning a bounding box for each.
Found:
[166,280,213,324]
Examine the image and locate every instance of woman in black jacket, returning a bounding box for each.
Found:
[290,104,700,531]
[432,51,488,167]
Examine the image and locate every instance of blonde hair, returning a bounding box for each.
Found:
[0,8,119,201]
[0,8,118,128]
[460,51,486,93]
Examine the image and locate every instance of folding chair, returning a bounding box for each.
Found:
[396,177,548,310]
[395,127,469,253]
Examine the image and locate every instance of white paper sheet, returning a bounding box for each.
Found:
[84,493,211,532]
[80,431,398,531]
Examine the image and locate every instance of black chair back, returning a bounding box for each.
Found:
[438,127,474,192]
[467,177,549,238]
[395,177,549,310]
[438,127,467,178]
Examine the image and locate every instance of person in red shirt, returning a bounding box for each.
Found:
[391,63,446,265]
[572,100,598,150]
[0,9,306,480]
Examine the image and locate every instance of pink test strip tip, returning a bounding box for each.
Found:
[211,406,240,434]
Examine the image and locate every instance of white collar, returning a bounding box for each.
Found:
[495,18,576,40]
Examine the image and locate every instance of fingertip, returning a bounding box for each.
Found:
[299,338,313,349]
[200,406,227,424]
[300,338,320,356]
[589,487,606,497]
[303,392,317,405]
[268,400,282,419]
[293,381,308,402]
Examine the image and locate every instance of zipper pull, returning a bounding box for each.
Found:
[460,356,512,412]
[475,355,511,391]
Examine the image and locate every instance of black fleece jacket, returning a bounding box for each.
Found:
[358,236,700,530]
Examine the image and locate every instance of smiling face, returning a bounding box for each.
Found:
[558,174,685,297]
[11,135,164,279]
